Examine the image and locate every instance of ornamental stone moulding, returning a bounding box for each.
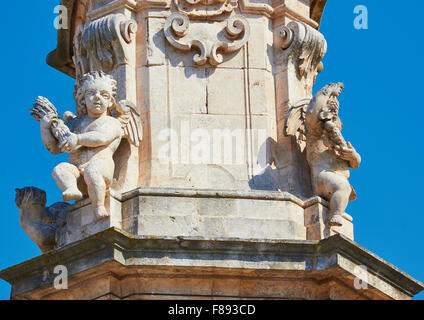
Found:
[164,12,250,66]
[173,0,238,17]
[5,0,424,302]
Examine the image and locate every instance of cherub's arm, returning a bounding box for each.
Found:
[40,119,61,155]
[40,117,74,155]
[31,97,72,155]
[77,122,121,147]
[339,142,361,169]
[321,117,361,168]
[323,121,347,149]
[62,120,121,152]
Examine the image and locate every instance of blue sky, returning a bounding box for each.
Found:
[0,0,423,300]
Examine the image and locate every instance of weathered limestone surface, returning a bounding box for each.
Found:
[46,0,330,196]
[31,72,142,222]
[285,83,361,227]
[4,0,423,301]
[16,185,355,250]
[0,229,422,300]
[54,187,354,247]
[20,0,358,251]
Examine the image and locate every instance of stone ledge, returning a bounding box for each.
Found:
[119,186,325,209]
[59,187,343,248]
[1,228,422,300]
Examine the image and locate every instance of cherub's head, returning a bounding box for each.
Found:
[320,82,344,112]
[74,71,117,117]
[320,82,344,98]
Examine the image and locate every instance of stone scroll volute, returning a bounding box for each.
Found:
[277,21,327,96]
[75,14,138,76]
[164,12,250,66]
[164,0,250,67]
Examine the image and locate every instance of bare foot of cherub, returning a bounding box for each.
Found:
[94,206,109,218]
[62,188,83,202]
[329,214,344,227]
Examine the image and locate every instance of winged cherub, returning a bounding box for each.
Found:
[285,83,361,226]
[31,71,142,218]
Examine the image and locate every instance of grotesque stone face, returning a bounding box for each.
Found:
[83,78,114,117]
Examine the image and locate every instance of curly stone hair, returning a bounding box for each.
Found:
[74,71,117,116]
[320,82,344,97]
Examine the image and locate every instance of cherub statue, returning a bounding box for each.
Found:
[30,71,142,218]
[285,83,361,226]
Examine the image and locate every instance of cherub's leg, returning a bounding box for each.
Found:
[52,163,83,202]
[316,171,351,226]
[329,187,350,226]
[83,160,113,218]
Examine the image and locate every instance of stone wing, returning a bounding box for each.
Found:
[284,98,311,151]
[114,100,143,147]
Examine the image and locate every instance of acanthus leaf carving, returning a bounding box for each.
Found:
[278,21,327,93]
[164,12,250,66]
[77,13,138,74]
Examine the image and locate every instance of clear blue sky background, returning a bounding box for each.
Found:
[0,0,423,300]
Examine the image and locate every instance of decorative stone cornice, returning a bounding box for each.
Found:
[273,4,319,29]
[117,186,324,208]
[87,0,138,20]
[173,0,238,18]
[238,0,274,17]
[1,228,422,299]
[47,0,328,78]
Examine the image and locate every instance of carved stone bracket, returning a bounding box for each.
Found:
[164,12,250,66]
[278,21,327,92]
[76,13,138,74]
